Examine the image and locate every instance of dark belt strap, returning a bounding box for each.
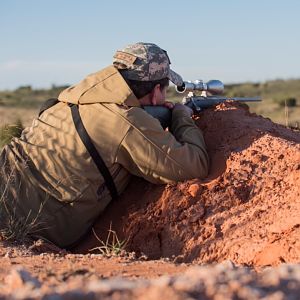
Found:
[39,99,118,200]
[68,103,118,200]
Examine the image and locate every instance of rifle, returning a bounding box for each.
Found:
[144,80,261,129]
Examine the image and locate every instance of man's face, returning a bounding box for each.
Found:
[153,85,167,106]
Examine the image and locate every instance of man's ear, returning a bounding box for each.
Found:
[150,84,161,105]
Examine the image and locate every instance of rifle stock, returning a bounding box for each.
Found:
[143,106,172,129]
[144,96,261,129]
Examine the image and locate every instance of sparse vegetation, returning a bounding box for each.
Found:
[223,79,300,127]
[0,200,45,243]
[278,97,297,107]
[0,79,299,128]
[0,85,68,108]
[90,224,128,256]
[0,168,46,243]
[0,119,24,148]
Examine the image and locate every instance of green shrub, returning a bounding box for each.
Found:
[278,97,297,107]
[0,119,24,148]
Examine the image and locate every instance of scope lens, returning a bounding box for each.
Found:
[176,84,185,92]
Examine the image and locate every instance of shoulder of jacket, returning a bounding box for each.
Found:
[104,104,163,131]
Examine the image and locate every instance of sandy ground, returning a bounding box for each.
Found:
[0,102,299,299]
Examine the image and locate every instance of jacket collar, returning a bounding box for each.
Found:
[58,65,140,107]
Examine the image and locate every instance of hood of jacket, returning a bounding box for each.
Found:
[58,65,140,107]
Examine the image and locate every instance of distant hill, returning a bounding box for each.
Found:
[0,85,69,108]
[0,79,299,128]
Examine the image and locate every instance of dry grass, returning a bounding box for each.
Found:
[0,106,38,127]
[0,164,47,243]
[0,119,23,148]
[90,224,128,256]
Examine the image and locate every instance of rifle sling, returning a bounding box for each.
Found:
[69,103,118,200]
[38,99,118,200]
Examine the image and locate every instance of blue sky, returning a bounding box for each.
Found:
[1,0,300,89]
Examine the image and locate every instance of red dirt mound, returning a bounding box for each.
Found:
[75,103,300,267]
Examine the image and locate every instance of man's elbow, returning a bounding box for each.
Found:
[190,154,210,179]
[200,158,210,178]
[198,156,210,179]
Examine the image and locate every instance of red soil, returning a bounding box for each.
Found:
[74,102,300,268]
[1,102,300,299]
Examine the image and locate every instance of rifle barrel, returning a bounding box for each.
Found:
[187,96,261,109]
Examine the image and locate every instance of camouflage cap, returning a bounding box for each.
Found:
[113,42,183,86]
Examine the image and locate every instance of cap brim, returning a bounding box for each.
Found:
[168,69,183,86]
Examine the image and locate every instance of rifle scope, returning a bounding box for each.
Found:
[176,79,224,95]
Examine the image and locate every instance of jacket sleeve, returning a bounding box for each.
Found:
[115,108,209,184]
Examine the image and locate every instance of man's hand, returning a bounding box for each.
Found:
[162,101,175,109]
[172,103,193,117]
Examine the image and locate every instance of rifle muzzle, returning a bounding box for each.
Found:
[176,79,224,95]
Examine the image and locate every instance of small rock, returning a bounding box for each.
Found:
[189,205,205,222]
[5,266,41,291]
[188,184,202,198]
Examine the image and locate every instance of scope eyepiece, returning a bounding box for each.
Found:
[176,79,224,95]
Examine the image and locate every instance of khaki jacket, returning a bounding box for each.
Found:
[0,66,209,247]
